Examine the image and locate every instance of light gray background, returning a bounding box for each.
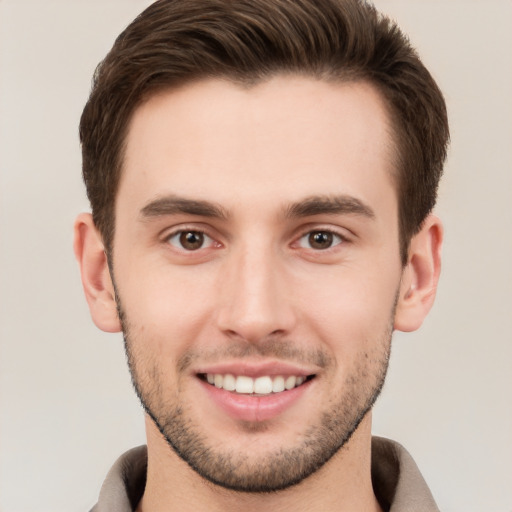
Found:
[0,1,511,511]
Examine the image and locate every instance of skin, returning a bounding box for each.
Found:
[75,76,442,512]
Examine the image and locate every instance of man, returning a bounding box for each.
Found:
[74,0,448,510]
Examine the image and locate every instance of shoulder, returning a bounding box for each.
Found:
[90,446,147,512]
[371,436,439,512]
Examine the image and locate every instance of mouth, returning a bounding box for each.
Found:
[198,373,315,395]
[195,362,319,422]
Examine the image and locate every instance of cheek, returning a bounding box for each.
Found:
[117,263,220,356]
[296,267,399,351]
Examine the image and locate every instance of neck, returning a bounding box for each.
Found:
[137,413,383,512]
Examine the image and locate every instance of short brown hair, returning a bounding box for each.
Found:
[80,0,449,263]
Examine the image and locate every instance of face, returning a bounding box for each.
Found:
[112,76,403,491]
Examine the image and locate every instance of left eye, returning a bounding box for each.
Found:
[298,230,343,250]
[167,230,215,251]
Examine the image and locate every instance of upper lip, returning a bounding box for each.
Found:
[194,360,318,378]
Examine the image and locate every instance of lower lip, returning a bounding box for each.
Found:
[200,378,313,422]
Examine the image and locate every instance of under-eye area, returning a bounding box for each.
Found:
[198,373,316,395]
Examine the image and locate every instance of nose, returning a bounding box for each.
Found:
[216,245,296,344]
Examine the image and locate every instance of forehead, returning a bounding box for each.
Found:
[119,76,397,216]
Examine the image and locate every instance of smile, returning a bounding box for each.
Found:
[197,370,316,422]
[201,373,313,395]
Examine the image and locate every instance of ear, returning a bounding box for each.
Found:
[394,215,443,332]
[73,213,122,333]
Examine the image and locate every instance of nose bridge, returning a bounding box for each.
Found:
[217,238,294,342]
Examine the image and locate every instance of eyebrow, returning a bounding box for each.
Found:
[140,195,229,220]
[285,195,375,219]
[139,193,375,222]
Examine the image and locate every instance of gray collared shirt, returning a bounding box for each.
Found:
[90,437,440,512]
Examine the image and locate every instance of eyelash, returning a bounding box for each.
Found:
[165,227,220,252]
[295,229,347,251]
[163,226,349,253]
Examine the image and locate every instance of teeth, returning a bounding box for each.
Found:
[223,374,236,391]
[235,376,254,394]
[214,374,223,388]
[204,373,308,395]
[272,376,285,392]
[285,376,296,390]
[254,376,273,394]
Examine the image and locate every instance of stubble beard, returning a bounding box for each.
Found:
[119,304,393,493]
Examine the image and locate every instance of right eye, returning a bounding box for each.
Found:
[166,230,216,251]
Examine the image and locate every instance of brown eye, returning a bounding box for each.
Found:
[180,231,204,250]
[308,231,333,249]
[168,230,213,251]
[298,230,343,250]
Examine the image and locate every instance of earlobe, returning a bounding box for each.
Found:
[73,213,122,333]
[394,215,443,332]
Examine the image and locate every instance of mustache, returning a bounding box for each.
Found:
[116,294,333,373]
[176,339,332,373]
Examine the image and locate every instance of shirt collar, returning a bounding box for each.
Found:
[91,437,439,512]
